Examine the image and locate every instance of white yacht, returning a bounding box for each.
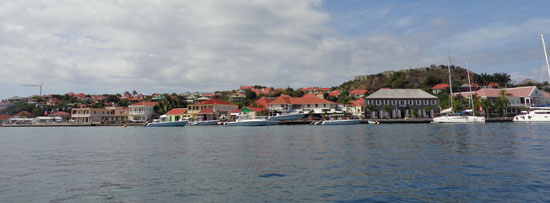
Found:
[145,115,189,127]
[514,108,550,122]
[226,115,279,126]
[320,114,362,125]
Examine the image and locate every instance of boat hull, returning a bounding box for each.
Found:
[321,119,362,125]
[513,115,550,122]
[226,120,279,126]
[432,116,485,123]
[146,120,189,127]
[268,113,306,121]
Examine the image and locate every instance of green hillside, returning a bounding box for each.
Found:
[338,65,473,92]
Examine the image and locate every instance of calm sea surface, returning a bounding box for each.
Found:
[1,123,549,202]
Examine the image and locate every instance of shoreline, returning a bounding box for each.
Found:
[1,117,515,127]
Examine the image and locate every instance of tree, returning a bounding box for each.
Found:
[132,90,138,96]
[495,90,511,116]
[481,98,494,117]
[382,105,391,118]
[290,90,304,97]
[365,104,377,119]
[424,106,432,118]
[411,109,419,118]
[245,89,257,100]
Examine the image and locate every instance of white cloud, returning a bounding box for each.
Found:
[1,1,550,99]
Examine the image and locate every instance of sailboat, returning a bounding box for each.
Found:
[513,33,550,122]
[432,54,485,123]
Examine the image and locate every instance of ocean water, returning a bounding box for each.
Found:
[1,123,549,202]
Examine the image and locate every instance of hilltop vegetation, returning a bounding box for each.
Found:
[337,65,512,92]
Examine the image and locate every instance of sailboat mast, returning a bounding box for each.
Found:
[447,53,454,113]
[466,60,474,115]
[541,34,550,82]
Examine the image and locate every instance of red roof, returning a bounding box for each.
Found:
[198,108,215,114]
[455,86,536,98]
[350,89,369,95]
[76,93,86,98]
[319,87,331,91]
[253,97,273,108]
[167,108,188,115]
[0,114,12,120]
[271,95,293,104]
[50,112,69,116]
[200,99,236,106]
[488,82,499,87]
[66,92,75,96]
[204,93,215,97]
[231,109,241,113]
[471,83,481,87]
[329,90,340,97]
[129,101,158,107]
[542,91,550,98]
[240,85,254,90]
[432,83,450,89]
[271,94,336,105]
[350,98,365,107]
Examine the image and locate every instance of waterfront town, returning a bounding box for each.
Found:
[1,66,550,126]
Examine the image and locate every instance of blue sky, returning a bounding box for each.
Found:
[1,0,550,100]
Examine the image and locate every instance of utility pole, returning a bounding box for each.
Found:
[23,82,43,96]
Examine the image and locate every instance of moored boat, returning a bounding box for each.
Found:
[145,114,189,127]
[321,114,361,125]
[513,108,550,122]
[226,115,279,126]
[191,120,219,126]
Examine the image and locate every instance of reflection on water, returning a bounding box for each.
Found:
[1,123,549,202]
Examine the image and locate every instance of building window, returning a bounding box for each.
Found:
[315,104,318,107]
[391,100,396,105]
[416,100,420,105]
[423,100,428,105]
[384,100,388,105]
[408,100,413,105]
[376,100,381,105]
[431,100,436,105]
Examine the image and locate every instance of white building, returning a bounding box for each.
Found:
[128,101,157,122]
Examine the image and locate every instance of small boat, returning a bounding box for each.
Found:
[513,108,550,122]
[145,115,189,127]
[226,115,279,126]
[268,112,306,121]
[321,114,361,125]
[367,120,377,124]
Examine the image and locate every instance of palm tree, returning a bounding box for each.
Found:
[423,106,432,118]
[382,105,391,118]
[495,90,512,116]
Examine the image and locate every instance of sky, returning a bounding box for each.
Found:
[2,0,550,99]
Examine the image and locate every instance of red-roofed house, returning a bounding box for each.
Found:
[203,93,215,98]
[49,111,70,120]
[188,99,238,119]
[269,94,337,114]
[319,87,332,92]
[0,113,12,125]
[459,83,481,92]
[166,108,189,121]
[197,108,216,121]
[328,90,340,99]
[250,97,273,111]
[128,101,158,122]
[432,83,449,94]
[350,89,370,99]
[455,86,549,114]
